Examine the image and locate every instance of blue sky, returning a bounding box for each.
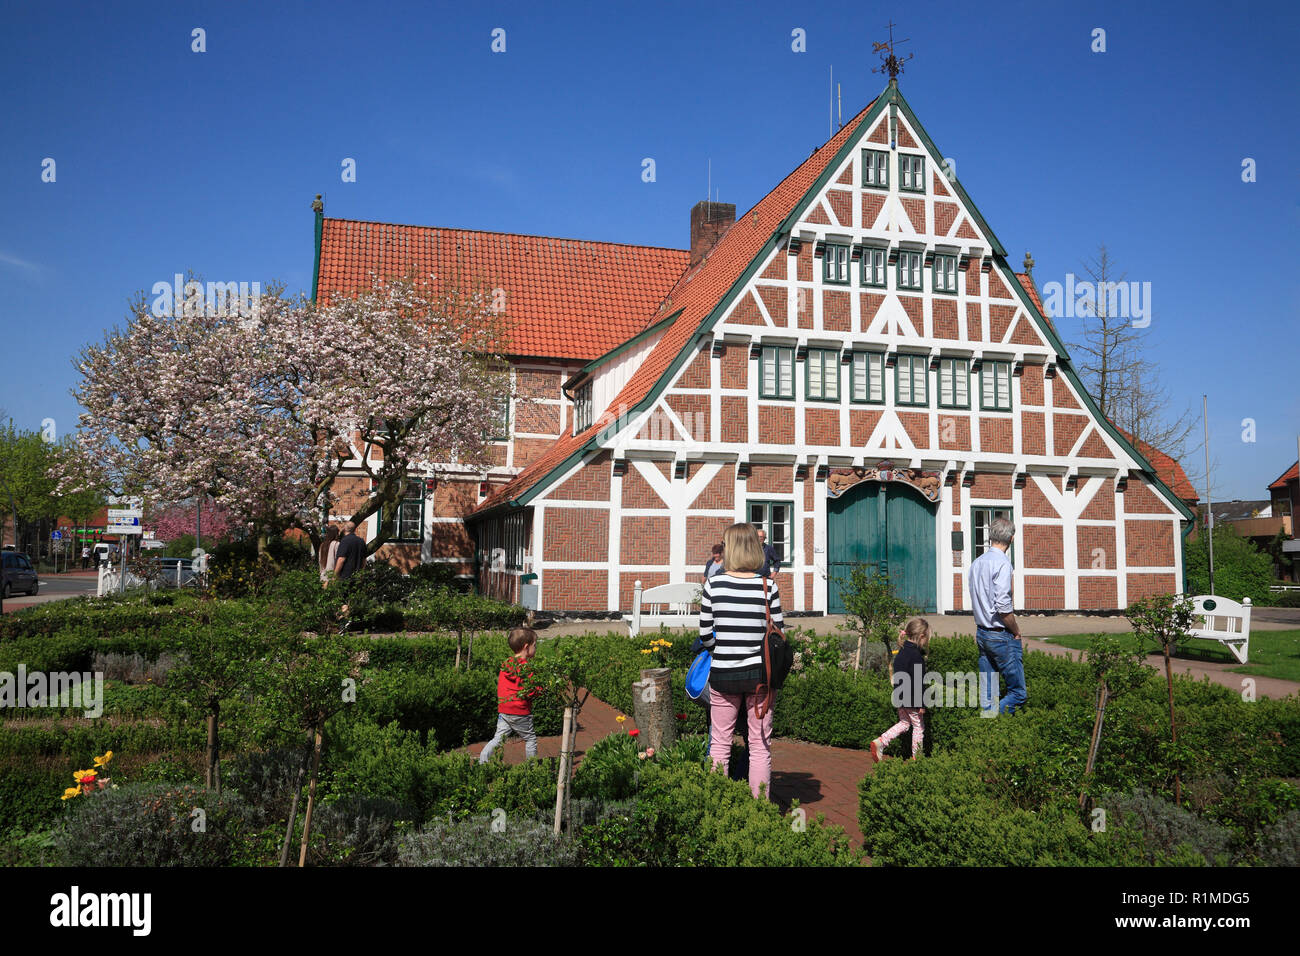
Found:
[2,0,1296,500]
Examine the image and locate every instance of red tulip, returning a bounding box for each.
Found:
[629,728,640,737]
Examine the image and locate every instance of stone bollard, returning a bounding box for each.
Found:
[631,667,677,752]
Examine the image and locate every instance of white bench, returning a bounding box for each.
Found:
[624,580,701,637]
[1187,594,1252,664]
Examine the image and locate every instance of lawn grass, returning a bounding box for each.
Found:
[1041,630,1300,683]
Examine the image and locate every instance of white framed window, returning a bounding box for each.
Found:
[981,361,1013,411]
[934,254,957,293]
[898,250,923,291]
[972,506,1014,560]
[895,354,928,406]
[573,381,593,434]
[851,351,884,404]
[760,345,795,399]
[901,154,925,192]
[806,348,840,401]
[861,246,886,287]
[823,243,850,284]
[862,148,889,188]
[748,500,793,568]
[938,358,970,409]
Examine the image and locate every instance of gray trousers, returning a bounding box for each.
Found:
[479,713,537,763]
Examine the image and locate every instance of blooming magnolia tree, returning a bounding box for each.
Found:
[65,275,509,553]
[147,499,234,542]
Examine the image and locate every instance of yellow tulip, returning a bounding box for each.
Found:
[61,787,80,800]
[73,769,96,783]
[94,751,114,767]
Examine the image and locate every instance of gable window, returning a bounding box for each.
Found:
[862,148,889,188]
[380,478,425,544]
[484,391,511,441]
[861,246,887,288]
[981,361,1013,412]
[748,500,793,568]
[900,154,925,192]
[898,250,923,291]
[938,358,970,409]
[972,506,1014,561]
[851,351,885,404]
[760,345,795,399]
[894,354,928,407]
[823,243,850,285]
[806,348,840,402]
[573,381,593,434]
[934,254,957,294]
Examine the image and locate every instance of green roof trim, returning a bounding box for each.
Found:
[311,201,324,304]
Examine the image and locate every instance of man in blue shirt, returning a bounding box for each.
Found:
[756,528,781,579]
[967,517,1026,715]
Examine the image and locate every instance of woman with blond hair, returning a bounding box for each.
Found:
[698,522,783,800]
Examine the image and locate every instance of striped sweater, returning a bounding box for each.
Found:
[699,573,783,690]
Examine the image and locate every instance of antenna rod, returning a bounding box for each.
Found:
[829,66,833,138]
[1203,394,1214,594]
[838,82,842,130]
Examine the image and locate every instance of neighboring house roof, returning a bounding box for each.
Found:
[314,218,689,361]
[474,96,884,513]
[1014,272,1054,333]
[1199,499,1273,522]
[1270,462,1298,489]
[1115,428,1198,503]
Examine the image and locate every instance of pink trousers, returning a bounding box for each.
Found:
[708,686,774,800]
[878,707,924,758]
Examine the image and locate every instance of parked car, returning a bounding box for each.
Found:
[2,551,39,597]
[93,542,120,565]
[153,557,197,588]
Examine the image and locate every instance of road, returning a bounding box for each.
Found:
[1,570,100,614]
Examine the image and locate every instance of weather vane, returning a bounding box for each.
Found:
[871,21,913,81]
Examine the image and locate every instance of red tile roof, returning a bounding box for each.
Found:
[1116,428,1198,503]
[1014,272,1055,332]
[476,99,881,513]
[1270,462,1298,489]
[315,219,689,361]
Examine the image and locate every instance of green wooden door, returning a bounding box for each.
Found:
[827,481,937,613]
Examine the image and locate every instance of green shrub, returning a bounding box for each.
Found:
[1185,525,1274,606]
[398,815,579,866]
[1256,811,1300,866]
[55,783,258,866]
[339,560,416,607]
[573,731,642,802]
[350,668,497,748]
[306,795,414,866]
[1098,789,1237,865]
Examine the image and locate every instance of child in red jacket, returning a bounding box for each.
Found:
[479,627,540,763]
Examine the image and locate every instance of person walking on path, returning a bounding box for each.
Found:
[699,522,781,800]
[967,516,1026,715]
[333,521,366,581]
[479,627,541,764]
[80,545,90,570]
[756,528,781,579]
[870,617,932,761]
[702,542,725,580]
[318,523,340,587]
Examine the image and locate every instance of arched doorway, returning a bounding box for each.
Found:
[827,480,937,613]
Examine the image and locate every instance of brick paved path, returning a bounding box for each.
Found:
[464,690,873,849]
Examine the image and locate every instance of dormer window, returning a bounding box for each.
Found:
[573,381,593,434]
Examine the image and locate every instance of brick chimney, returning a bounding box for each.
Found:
[690,200,735,268]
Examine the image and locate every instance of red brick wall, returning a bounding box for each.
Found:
[1053,415,1086,457]
[514,402,560,436]
[1021,480,1058,519]
[372,543,424,573]
[1024,575,1066,609]
[434,480,479,518]
[513,438,553,468]
[689,462,735,509]
[621,464,668,509]
[1021,364,1045,406]
[546,568,609,611]
[987,269,1012,300]
[542,507,609,561]
[516,369,561,400]
[1077,526,1117,569]
[757,285,788,326]
[721,397,747,443]
[1081,482,1116,520]
[1124,479,1173,515]
[934,201,958,236]
[899,411,930,447]
[827,190,853,228]
[1078,576,1118,609]
[980,417,1013,454]
[1022,524,1063,569]
[898,296,923,335]
[796,244,812,282]
[1022,412,1046,456]
[666,394,710,442]
[936,413,971,451]
[677,348,712,388]
[806,407,840,445]
[1053,382,1081,410]
[933,298,959,339]
[749,463,794,495]
[1127,572,1177,601]
[727,290,767,326]
[550,453,611,501]
[851,409,882,445]
[758,406,795,444]
[988,304,1015,342]
[620,571,668,612]
[430,522,474,559]
[861,193,885,228]
[859,293,885,331]
[900,197,925,233]
[621,516,670,564]
[1125,520,1174,567]
[720,344,748,389]
[969,473,1012,500]
[952,573,963,610]
[686,515,732,563]
[823,289,851,331]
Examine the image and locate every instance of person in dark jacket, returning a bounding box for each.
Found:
[869,617,932,761]
[756,528,781,579]
[702,543,725,580]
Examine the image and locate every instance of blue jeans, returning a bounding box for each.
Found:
[976,626,1027,715]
